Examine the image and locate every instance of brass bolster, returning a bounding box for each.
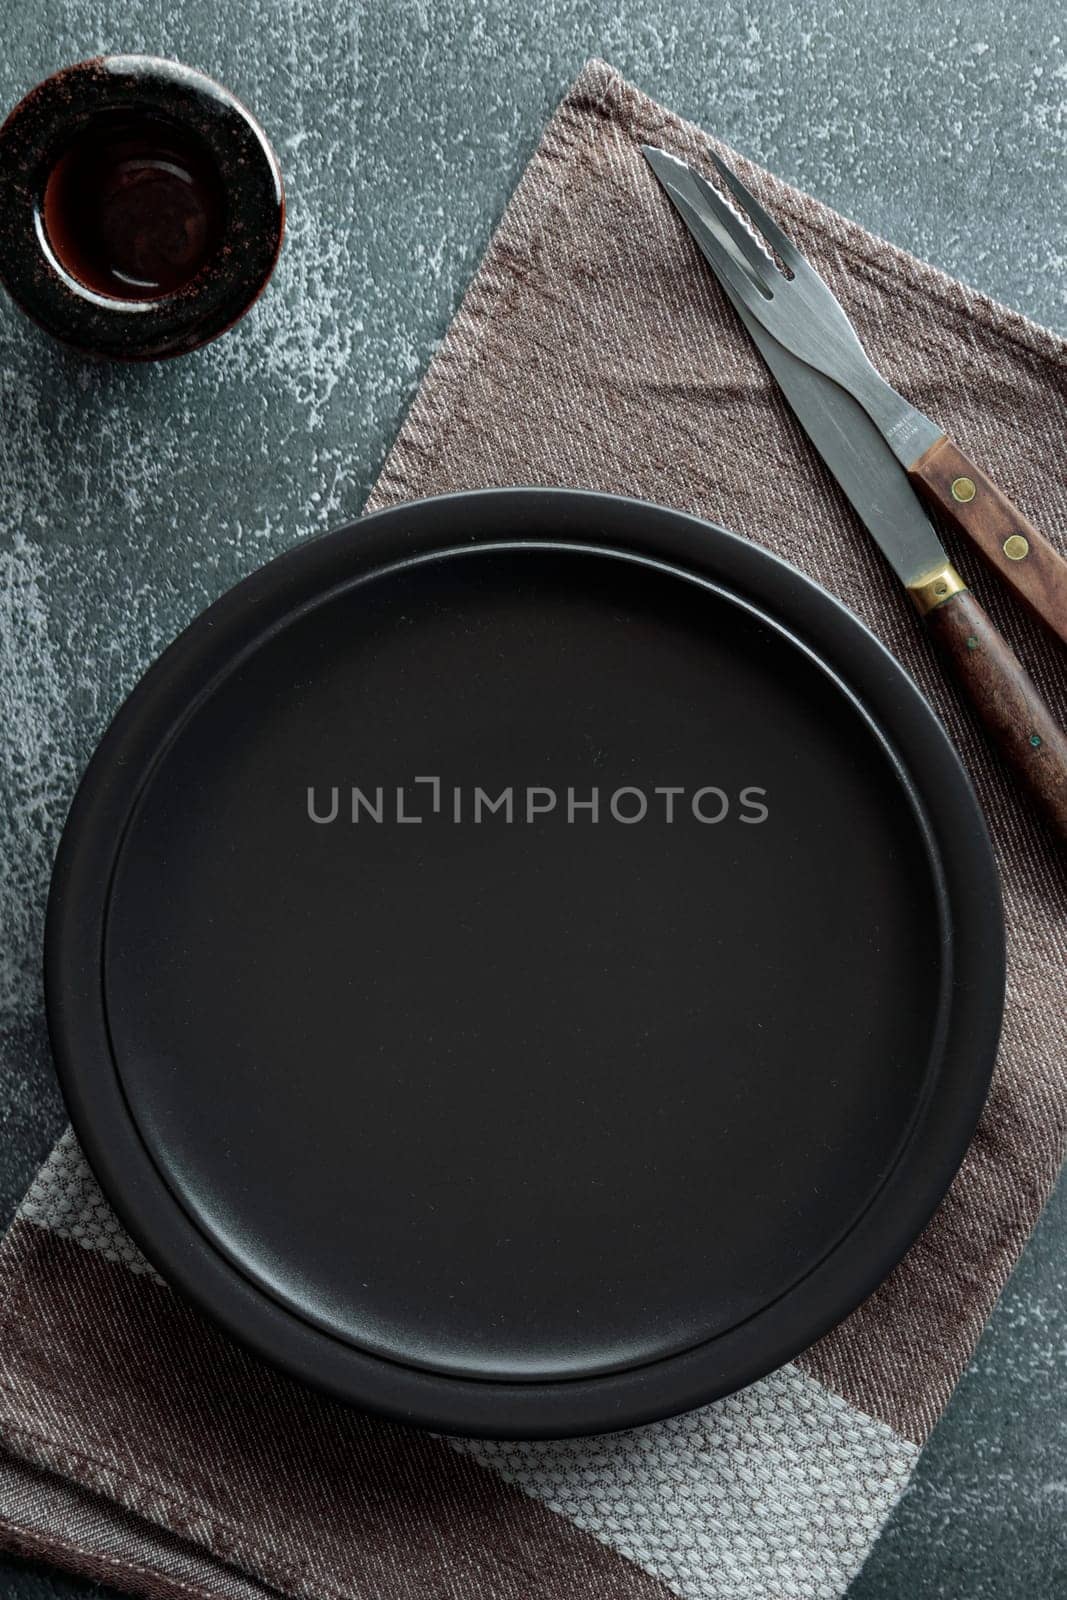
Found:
[907,563,968,616]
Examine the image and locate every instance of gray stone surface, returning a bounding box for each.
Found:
[0,2,1063,1596]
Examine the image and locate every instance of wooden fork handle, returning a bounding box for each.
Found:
[908,435,1067,650]
[909,574,1067,837]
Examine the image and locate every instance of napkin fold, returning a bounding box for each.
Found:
[1,59,1065,1600]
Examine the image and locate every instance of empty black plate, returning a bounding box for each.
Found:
[46,488,1004,1436]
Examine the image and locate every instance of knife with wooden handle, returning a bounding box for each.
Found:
[643,144,1067,839]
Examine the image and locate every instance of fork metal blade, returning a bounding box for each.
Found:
[643,146,944,472]
[643,146,949,591]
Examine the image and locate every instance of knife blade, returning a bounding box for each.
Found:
[643,144,1067,838]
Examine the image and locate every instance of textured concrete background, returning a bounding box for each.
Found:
[0,2,1064,1596]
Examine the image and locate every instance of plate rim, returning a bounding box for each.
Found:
[45,486,1005,1437]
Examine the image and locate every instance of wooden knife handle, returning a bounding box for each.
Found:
[908,435,1067,650]
[912,578,1067,837]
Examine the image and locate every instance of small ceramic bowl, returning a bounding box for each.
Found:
[0,55,284,360]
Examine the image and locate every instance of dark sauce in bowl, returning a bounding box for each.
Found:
[43,114,224,300]
[0,54,283,357]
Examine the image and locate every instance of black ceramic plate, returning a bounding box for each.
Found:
[46,489,1004,1437]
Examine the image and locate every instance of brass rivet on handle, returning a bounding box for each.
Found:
[1003,534,1030,561]
[951,476,977,503]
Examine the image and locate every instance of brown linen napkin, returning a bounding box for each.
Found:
[1,58,1065,1600]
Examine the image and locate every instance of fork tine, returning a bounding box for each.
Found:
[642,146,775,304]
[658,153,780,287]
[705,150,803,273]
[657,170,774,309]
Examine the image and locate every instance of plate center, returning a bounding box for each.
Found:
[104,545,942,1381]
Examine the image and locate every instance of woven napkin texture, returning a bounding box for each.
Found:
[1,59,1065,1600]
